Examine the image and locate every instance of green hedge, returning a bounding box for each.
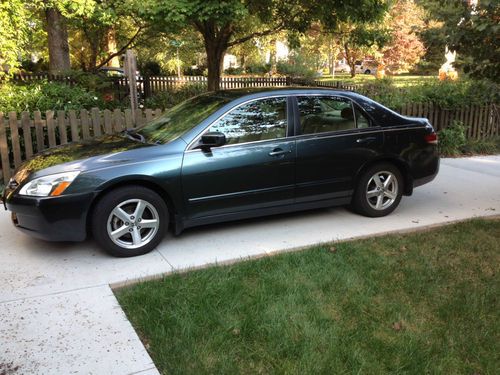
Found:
[438,121,500,156]
[1,76,498,115]
[360,78,499,110]
[0,81,109,114]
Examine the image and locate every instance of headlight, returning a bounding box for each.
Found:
[19,171,80,197]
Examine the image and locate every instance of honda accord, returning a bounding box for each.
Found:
[3,88,439,256]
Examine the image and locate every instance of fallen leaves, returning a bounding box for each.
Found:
[392,321,404,332]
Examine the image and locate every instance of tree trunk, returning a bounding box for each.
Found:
[106,28,120,67]
[240,53,246,69]
[206,45,225,91]
[45,7,70,73]
[344,42,356,78]
[201,23,232,91]
[328,38,333,76]
[269,39,277,75]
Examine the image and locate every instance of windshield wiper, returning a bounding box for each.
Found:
[123,129,146,143]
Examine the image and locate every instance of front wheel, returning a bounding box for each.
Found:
[91,186,168,257]
[352,163,403,217]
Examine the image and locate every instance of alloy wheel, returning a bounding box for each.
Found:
[366,171,399,210]
[106,198,160,249]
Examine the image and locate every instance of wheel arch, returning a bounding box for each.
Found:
[85,177,179,236]
[354,157,413,196]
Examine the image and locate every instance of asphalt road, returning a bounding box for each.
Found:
[1,155,499,375]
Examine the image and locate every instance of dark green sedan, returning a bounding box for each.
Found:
[3,88,439,257]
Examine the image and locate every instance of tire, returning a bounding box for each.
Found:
[364,69,371,74]
[91,186,168,257]
[352,163,403,217]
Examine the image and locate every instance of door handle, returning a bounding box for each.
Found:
[269,148,291,157]
[356,136,377,144]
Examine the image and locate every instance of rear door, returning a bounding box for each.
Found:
[294,95,384,203]
[181,96,296,219]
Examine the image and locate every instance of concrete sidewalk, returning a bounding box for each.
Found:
[1,155,500,374]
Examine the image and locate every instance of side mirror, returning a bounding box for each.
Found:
[200,132,226,149]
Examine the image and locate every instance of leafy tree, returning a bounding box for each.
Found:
[137,0,388,90]
[333,22,390,77]
[447,0,499,82]
[416,0,467,73]
[68,0,148,71]
[0,0,29,73]
[417,0,499,82]
[382,0,425,72]
[22,0,96,73]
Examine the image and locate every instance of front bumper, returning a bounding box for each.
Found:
[5,192,95,242]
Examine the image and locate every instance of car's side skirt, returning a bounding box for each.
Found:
[176,194,352,234]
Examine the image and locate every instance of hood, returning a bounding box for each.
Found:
[11,134,155,185]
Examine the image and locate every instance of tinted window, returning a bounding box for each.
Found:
[298,96,355,134]
[354,107,370,128]
[209,97,287,145]
[137,94,231,144]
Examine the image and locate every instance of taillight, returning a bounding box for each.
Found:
[425,132,438,144]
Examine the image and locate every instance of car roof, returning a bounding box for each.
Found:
[210,86,366,102]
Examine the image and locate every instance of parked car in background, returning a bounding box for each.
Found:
[98,67,126,78]
[98,67,141,80]
[333,61,351,73]
[3,88,439,257]
[355,60,378,74]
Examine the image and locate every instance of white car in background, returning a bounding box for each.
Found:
[354,60,377,74]
[333,61,351,73]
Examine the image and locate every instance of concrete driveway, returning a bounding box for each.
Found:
[1,155,500,374]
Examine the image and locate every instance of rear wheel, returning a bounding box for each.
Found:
[352,163,403,217]
[91,186,168,257]
[364,69,371,74]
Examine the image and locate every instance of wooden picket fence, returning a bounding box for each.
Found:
[400,102,499,137]
[0,108,162,183]
[0,103,498,184]
[7,73,291,99]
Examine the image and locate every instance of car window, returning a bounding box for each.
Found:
[136,94,231,144]
[298,96,356,135]
[208,97,287,145]
[354,106,370,128]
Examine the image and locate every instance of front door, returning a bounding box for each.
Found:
[294,95,384,203]
[182,96,295,219]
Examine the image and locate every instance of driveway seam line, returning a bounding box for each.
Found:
[127,366,158,375]
[155,248,174,269]
[0,282,110,304]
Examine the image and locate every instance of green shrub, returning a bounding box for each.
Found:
[140,61,162,76]
[63,70,115,93]
[224,67,245,75]
[438,121,468,156]
[246,63,271,74]
[0,81,108,114]
[360,78,499,110]
[461,137,500,155]
[144,83,207,110]
[276,60,317,79]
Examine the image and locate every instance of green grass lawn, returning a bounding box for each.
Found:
[116,219,500,374]
[319,73,437,87]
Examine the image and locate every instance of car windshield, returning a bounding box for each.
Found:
[135,93,231,144]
